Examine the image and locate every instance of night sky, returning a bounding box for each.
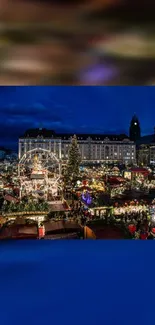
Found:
[0,86,154,151]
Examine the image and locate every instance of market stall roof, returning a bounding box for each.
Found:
[4,184,14,188]
[88,223,130,239]
[130,167,150,174]
[48,200,70,212]
[44,220,82,233]
[0,224,38,239]
[116,177,126,182]
[4,194,19,203]
[108,176,126,184]
[45,233,80,239]
[13,188,20,192]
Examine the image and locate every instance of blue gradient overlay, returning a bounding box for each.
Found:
[0,240,154,325]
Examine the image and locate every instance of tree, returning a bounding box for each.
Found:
[66,135,81,183]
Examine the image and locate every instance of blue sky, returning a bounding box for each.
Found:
[0,86,154,150]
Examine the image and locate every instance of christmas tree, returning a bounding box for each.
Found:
[66,134,81,182]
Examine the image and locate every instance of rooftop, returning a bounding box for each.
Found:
[20,128,131,142]
[21,128,56,138]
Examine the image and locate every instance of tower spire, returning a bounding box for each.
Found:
[129,115,141,142]
[39,122,43,130]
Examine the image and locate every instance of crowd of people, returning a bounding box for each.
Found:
[1,189,155,239]
[64,199,155,239]
[113,202,149,216]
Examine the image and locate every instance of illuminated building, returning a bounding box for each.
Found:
[138,144,150,166]
[19,128,136,164]
[137,127,155,165]
[18,128,62,160]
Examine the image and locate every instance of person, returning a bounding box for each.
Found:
[140,229,148,240]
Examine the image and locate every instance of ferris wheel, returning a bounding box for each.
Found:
[18,148,62,200]
[18,148,61,177]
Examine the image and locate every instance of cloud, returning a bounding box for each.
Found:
[1,103,62,119]
[0,104,62,151]
[0,85,154,150]
[0,102,63,144]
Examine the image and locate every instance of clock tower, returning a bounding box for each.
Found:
[129,114,141,142]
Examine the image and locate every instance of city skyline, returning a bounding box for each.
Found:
[0,86,155,149]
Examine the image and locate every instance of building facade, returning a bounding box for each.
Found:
[150,145,155,165]
[18,129,62,160]
[138,144,155,166]
[60,133,136,164]
[19,128,136,165]
[137,127,155,166]
[138,144,150,166]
